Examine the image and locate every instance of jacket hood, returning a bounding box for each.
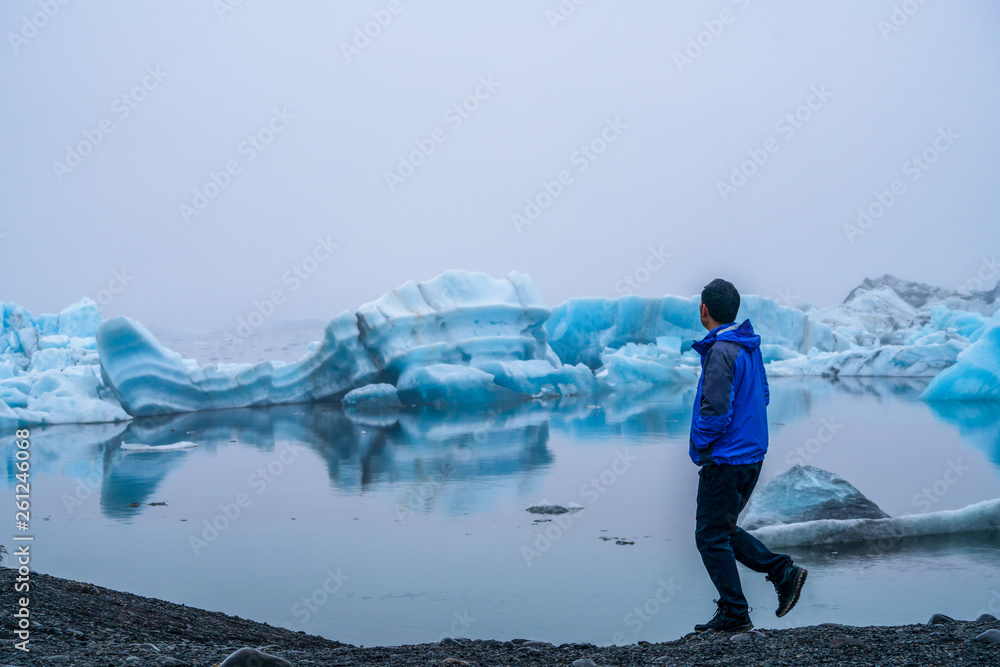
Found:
[692,319,761,355]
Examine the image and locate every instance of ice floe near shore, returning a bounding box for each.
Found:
[745,464,1000,547]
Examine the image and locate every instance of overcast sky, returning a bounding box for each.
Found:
[2,1,999,333]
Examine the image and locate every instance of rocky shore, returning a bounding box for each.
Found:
[2,569,998,666]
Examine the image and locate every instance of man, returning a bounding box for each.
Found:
[689,279,807,633]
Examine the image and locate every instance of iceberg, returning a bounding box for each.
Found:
[743,465,889,530]
[750,498,1000,548]
[5,271,1000,426]
[922,311,1000,401]
[744,464,1000,547]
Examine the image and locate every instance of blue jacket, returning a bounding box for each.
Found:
[689,319,770,466]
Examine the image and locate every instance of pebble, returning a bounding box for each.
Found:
[136,643,160,652]
[501,641,515,649]
[439,637,463,647]
[220,647,293,667]
[154,658,187,666]
[973,629,1000,645]
[125,658,141,663]
[730,633,755,642]
[975,613,999,623]
[42,658,71,663]
[516,646,542,654]
[572,659,597,667]
[818,623,849,630]
[522,640,554,648]
[927,613,955,625]
[829,636,864,648]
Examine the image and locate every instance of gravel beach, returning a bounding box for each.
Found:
[2,569,998,666]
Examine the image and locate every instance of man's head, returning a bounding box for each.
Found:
[700,278,740,331]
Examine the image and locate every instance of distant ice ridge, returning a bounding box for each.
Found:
[745,464,1000,547]
[3,271,1000,425]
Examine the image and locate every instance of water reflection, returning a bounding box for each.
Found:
[4,378,999,521]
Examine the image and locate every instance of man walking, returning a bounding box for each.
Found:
[689,279,807,633]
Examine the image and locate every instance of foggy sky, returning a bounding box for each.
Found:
[2,1,999,333]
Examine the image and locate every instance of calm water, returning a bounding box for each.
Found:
[3,377,1000,646]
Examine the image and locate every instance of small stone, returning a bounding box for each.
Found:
[927,613,955,625]
[573,659,597,667]
[829,636,863,648]
[136,643,160,652]
[730,632,755,642]
[818,623,849,629]
[501,641,515,649]
[42,658,71,664]
[220,647,293,667]
[516,647,541,654]
[125,658,141,664]
[154,658,187,666]
[439,637,462,647]
[522,640,553,648]
[652,657,674,663]
[975,613,999,623]
[442,659,470,665]
[973,629,1000,645]
[615,540,635,545]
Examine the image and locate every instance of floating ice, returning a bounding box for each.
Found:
[743,465,890,530]
[750,497,1000,548]
[922,311,1000,401]
[5,272,1000,425]
[120,441,198,452]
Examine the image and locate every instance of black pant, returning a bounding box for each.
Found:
[695,461,791,614]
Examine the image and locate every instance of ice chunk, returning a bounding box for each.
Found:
[120,441,198,452]
[97,311,378,415]
[57,297,102,338]
[750,497,1000,547]
[342,383,402,412]
[922,311,1000,401]
[742,465,889,530]
[396,363,515,407]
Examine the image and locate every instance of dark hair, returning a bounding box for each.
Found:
[701,278,740,324]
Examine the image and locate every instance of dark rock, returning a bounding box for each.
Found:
[615,540,635,545]
[829,636,863,648]
[220,647,293,667]
[927,613,956,625]
[572,659,597,667]
[975,613,998,623]
[818,623,849,629]
[501,641,515,649]
[154,658,187,666]
[526,505,580,515]
[516,646,541,654]
[439,637,462,647]
[42,658,71,663]
[973,629,1000,645]
[522,640,553,648]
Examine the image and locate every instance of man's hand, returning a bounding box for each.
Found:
[692,438,715,466]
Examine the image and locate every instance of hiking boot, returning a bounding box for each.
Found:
[694,601,753,633]
[768,564,808,617]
